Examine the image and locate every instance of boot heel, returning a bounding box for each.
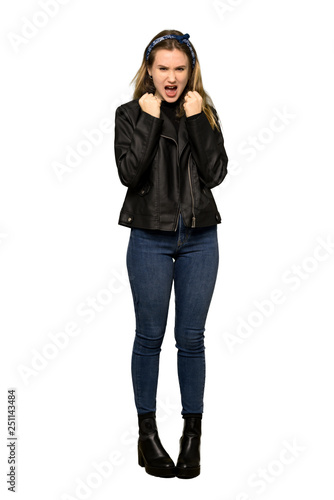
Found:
[138,447,145,467]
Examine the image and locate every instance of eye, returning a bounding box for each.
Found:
[177,68,185,71]
[159,68,167,71]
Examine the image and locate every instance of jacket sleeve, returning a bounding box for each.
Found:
[185,107,228,189]
[114,104,163,190]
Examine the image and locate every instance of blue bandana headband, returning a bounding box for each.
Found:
[145,33,196,69]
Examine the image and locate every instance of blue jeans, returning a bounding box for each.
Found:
[126,214,219,415]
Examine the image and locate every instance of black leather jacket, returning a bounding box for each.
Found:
[114,98,228,231]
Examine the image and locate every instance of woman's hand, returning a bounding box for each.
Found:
[183,91,203,117]
[139,93,162,118]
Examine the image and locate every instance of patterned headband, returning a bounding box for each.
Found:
[145,33,196,69]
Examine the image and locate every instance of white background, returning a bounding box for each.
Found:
[1,0,334,498]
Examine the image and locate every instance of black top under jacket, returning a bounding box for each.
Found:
[160,97,181,133]
[114,97,228,231]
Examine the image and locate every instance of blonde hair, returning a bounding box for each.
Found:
[131,30,219,130]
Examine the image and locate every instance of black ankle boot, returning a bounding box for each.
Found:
[137,412,176,478]
[176,414,202,479]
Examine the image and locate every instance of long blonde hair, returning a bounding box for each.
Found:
[131,30,219,130]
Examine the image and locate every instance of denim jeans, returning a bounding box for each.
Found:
[126,213,219,415]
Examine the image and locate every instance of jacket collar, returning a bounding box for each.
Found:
[160,107,189,159]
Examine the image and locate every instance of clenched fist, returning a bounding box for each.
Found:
[183,91,203,117]
[139,93,162,118]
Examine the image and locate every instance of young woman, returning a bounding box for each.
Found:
[114,29,228,479]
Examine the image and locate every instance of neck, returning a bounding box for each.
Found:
[161,96,181,107]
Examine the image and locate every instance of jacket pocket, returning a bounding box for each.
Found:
[201,184,221,220]
[136,181,151,197]
[189,157,211,211]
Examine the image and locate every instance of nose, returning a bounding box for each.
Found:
[167,71,177,83]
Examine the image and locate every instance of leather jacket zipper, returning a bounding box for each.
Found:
[161,134,181,231]
[188,156,196,228]
[175,206,181,231]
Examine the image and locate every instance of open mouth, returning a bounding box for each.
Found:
[165,85,178,97]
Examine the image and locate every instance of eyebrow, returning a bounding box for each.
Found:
[156,64,187,68]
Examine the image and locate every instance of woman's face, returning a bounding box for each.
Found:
[148,49,190,102]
